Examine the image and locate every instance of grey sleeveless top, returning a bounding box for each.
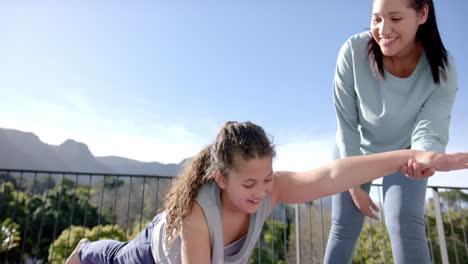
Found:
[151,181,271,263]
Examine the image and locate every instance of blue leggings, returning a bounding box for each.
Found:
[323,171,430,264]
[79,214,160,264]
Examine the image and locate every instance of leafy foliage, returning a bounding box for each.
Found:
[1,218,21,252]
[0,177,111,262]
[352,190,468,264]
[352,220,393,264]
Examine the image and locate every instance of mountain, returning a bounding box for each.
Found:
[54,139,112,173]
[97,156,180,176]
[0,128,183,176]
[0,129,69,171]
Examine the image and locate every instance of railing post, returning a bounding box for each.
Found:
[295,204,300,264]
[432,188,449,264]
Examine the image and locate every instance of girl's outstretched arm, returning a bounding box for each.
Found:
[180,202,211,263]
[271,150,468,205]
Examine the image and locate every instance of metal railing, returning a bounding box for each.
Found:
[291,184,468,264]
[1,169,466,263]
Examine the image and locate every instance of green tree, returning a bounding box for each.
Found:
[351,190,468,264]
[128,219,152,240]
[24,177,111,261]
[0,177,112,262]
[352,220,393,264]
[0,182,30,263]
[440,190,468,206]
[249,247,273,264]
[0,172,19,189]
[249,218,289,264]
[0,218,22,260]
[426,190,468,264]
[94,177,125,190]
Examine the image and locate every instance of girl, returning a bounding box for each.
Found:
[325,0,459,263]
[67,121,467,263]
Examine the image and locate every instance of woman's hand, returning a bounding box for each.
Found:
[402,152,468,179]
[349,186,379,220]
[400,159,436,180]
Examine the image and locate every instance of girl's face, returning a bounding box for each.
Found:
[218,155,273,214]
[370,0,427,57]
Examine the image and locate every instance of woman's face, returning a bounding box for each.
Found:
[370,0,428,57]
[219,155,273,214]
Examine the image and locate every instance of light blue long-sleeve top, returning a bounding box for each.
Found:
[334,31,458,158]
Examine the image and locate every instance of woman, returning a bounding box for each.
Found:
[324,0,458,263]
[66,121,467,263]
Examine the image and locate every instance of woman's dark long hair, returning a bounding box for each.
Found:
[368,0,448,84]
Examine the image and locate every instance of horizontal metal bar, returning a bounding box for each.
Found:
[369,182,468,190]
[0,168,175,178]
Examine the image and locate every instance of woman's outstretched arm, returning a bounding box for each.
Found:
[271,150,468,205]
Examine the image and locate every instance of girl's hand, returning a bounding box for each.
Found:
[349,186,379,220]
[426,152,468,171]
[415,152,468,172]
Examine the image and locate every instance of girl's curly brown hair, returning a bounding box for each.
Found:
[162,121,275,247]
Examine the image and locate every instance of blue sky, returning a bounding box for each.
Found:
[1,0,466,187]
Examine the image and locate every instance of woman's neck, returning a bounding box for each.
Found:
[383,41,424,78]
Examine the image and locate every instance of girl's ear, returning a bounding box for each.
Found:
[213,171,227,189]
